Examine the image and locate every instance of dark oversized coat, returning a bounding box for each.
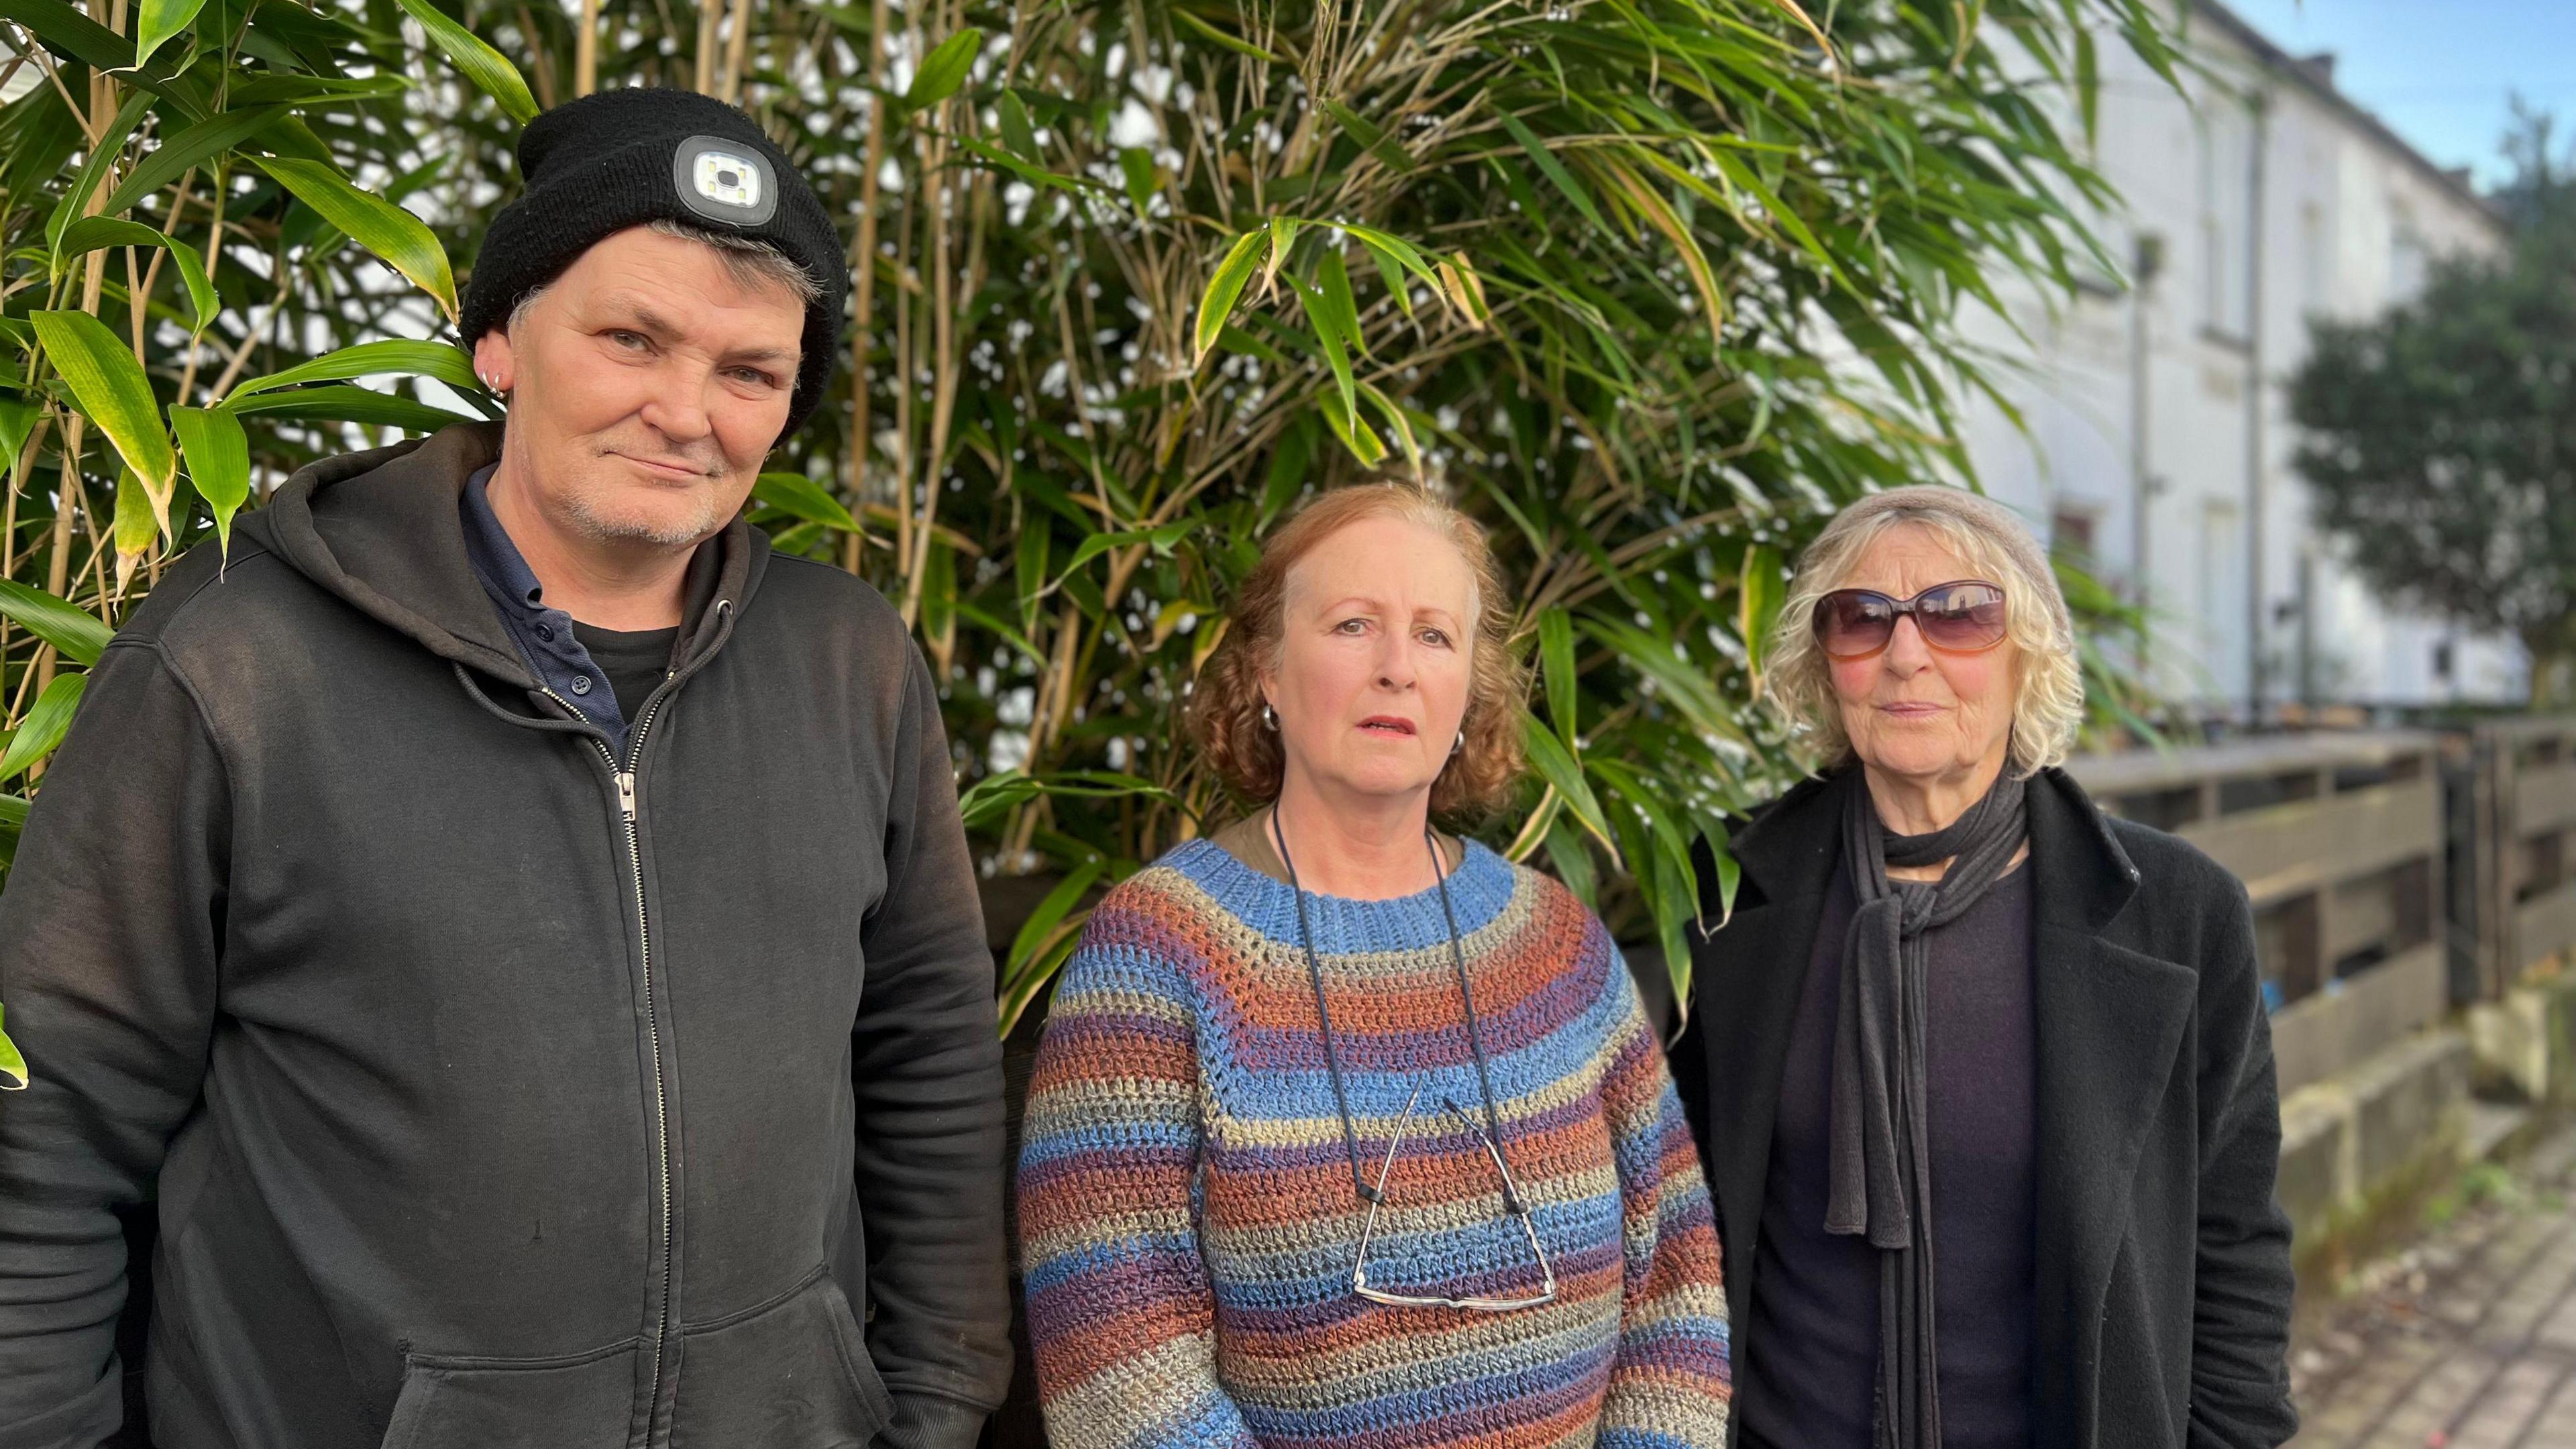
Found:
[1672,765,2298,1449]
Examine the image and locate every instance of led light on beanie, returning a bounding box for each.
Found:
[676,137,775,225]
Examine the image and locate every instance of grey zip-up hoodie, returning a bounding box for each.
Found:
[0,424,1011,1449]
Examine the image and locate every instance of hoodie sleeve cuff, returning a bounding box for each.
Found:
[877,1393,991,1449]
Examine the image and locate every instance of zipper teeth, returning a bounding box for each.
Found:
[623,700,672,1415]
[535,598,725,1434]
[542,687,676,1419]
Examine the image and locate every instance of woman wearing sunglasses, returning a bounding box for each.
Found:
[1670,486,2296,1449]
[1018,484,1732,1449]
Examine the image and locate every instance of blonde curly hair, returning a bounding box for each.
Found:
[1190,483,1529,820]
[1765,486,2084,777]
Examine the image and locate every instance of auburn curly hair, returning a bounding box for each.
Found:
[1190,482,1528,820]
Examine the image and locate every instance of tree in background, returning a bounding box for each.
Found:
[2290,108,2576,705]
[0,0,2182,1044]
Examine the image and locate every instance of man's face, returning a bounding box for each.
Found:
[473,226,804,550]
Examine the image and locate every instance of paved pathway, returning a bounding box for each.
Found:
[2289,1122,2576,1449]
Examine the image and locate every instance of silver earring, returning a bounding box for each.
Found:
[1452,729,1464,756]
[1262,703,1278,731]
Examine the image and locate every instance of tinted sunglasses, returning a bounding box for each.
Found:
[1813,580,2008,660]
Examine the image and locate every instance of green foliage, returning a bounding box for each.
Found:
[0,0,2179,1030]
[2289,118,2576,704]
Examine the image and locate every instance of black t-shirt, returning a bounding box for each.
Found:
[570,621,681,728]
[1737,859,2039,1449]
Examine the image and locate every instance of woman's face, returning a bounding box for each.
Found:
[1825,524,2021,785]
[1263,514,1478,809]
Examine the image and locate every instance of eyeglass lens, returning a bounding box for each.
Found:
[1816,580,2006,659]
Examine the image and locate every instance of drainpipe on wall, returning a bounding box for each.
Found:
[2129,232,2163,680]
[2244,89,2271,724]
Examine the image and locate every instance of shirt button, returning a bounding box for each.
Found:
[535,624,555,641]
[571,676,593,695]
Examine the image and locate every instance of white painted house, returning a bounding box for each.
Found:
[1959,0,2522,716]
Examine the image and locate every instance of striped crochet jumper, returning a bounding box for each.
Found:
[1018,837,1731,1449]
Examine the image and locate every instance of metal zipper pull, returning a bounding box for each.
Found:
[616,770,637,822]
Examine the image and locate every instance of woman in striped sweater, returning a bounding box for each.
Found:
[1017,484,1731,1449]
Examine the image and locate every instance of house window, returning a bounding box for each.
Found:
[2051,506,2098,561]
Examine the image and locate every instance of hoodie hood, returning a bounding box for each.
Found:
[251,421,769,692]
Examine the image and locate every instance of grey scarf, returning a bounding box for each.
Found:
[1830,767,2030,1449]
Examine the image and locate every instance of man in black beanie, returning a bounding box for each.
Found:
[0,89,1011,1449]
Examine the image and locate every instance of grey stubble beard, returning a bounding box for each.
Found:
[561,476,733,550]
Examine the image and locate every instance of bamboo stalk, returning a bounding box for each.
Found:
[692,0,718,95]
[841,0,894,575]
[176,168,226,406]
[517,5,559,110]
[717,0,754,103]
[900,74,963,627]
[576,0,600,97]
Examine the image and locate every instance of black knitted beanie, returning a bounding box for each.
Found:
[458,88,848,441]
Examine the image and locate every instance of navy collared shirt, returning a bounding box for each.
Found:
[459,465,637,752]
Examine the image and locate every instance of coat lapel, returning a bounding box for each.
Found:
[2025,771,2199,1448]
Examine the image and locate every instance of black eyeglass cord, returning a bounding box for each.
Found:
[1269,804,1525,1216]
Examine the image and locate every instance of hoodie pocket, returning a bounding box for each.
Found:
[669,1265,894,1448]
[379,1337,641,1449]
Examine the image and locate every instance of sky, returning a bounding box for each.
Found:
[2220,0,2576,190]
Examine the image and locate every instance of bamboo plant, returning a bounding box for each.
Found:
[0,0,2184,1070]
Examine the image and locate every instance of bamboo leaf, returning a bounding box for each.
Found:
[2075,28,2100,149]
[906,28,985,111]
[46,89,152,262]
[1,0,137,74]
[1193,229,1267,368]
[1007,857,1104,983]
[1316,388,1385,468]
[1499,112,1609,234]
[1117,147,1157,212]
[0,396,39,462]
[951,136,1103,197]
[1601,160,1725,347]
[132,0,209,70]
[250,157,458,320]
[1542,812,1597,908]
[56,218,219,337]
[392,0,540,123]
[0,1000,23,1087]
[1289,276,1358,432]
[1321,98,1413,174]
[753,472,860,531]
[0,674,85,782]
[0,1000,23,1089]
[170,405,248,556]
[99,106,287,219]
[1170,8,1283,62]
[1434,254,1489,329]
[31,310,175,496]
[1521,710,1617,861]
[111,466,157,592]
[1356,383,1419,476]
[225,339,480,401]
[223,386,473,433]
[1538,606,1577,742]
[0,580,111,665]
[998,90,1040,160]
[1739,543,1784,677]
[1261,216,1299,297]
[1317,248,1366,358]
